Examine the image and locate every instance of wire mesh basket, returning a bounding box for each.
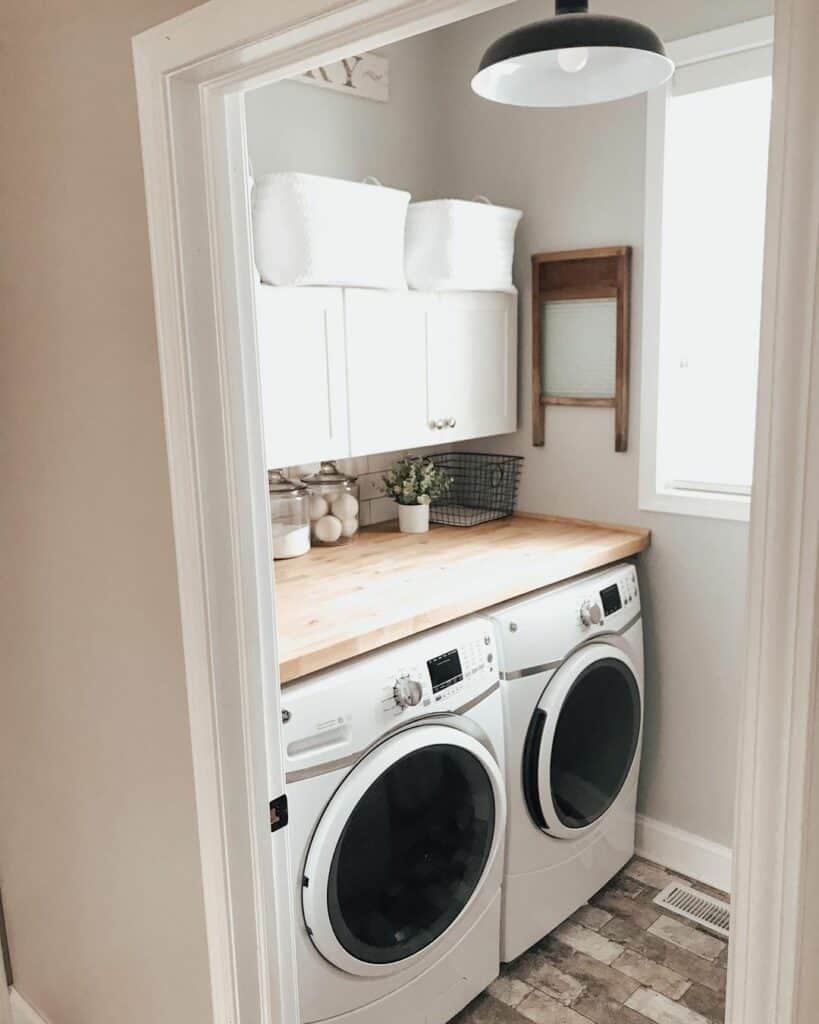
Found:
[429,452,523,527]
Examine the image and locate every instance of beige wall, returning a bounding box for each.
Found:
[0,1,212,1021]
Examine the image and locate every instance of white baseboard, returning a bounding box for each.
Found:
[635,814,733,894]
[10,991,48,1024]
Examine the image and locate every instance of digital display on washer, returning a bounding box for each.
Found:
[600,583,622,616]
[427,649,464,693]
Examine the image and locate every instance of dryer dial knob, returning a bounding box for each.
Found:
[393,676,423,708]
[580,600,603,627]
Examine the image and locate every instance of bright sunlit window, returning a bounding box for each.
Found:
[641,20,773,521]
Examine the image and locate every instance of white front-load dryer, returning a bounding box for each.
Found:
[281,615,506,1024]
[485,562,644,963]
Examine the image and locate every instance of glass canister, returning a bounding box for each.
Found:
[301,461,360,545]
[268,470,311,560]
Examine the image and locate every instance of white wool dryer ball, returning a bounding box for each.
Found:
[331,493,359,520]
[340,517,358,538]
[308,495,329,521]
[314,514,343,544]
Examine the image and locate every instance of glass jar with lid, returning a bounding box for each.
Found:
[268,470,311,560]
[301,461,360,545]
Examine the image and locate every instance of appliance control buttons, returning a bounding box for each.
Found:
[393,675,423,709]
[580,599,604,627]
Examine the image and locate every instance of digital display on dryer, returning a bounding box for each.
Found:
[600,583,622,616]
[427,649,463,693]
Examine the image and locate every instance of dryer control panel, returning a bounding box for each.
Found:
[578,564,640,632]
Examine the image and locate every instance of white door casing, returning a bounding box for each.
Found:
[130,1,819,1024]
[727,1,819,1023]
[132,3,521,1022]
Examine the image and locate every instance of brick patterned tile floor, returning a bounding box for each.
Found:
[450,858,729,1024]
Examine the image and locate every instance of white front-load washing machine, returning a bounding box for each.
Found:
[281,615,507,1024]
[485,562,644,963]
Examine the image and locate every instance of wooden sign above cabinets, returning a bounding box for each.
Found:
[532,246,632,452]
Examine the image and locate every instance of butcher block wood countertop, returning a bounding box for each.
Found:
[275,514,650,684]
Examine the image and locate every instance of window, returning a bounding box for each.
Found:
[640,19,774,521]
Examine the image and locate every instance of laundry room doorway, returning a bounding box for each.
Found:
[130,2,819,1024]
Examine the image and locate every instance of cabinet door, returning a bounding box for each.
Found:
[256,286,349,469]
[427,292,517,443]
[345,290,436,456]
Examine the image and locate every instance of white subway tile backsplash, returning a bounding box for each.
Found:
[359,472,386,502]
[337,456,370,477]
[358,501,373,527]
[369,496,398,523]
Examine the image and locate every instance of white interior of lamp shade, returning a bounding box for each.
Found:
[472,46,674,107]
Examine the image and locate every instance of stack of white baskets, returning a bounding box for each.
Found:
[251,171,522,292]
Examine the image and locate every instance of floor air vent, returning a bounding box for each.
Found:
[653,882,730,938]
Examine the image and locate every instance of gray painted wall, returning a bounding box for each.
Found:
[245,0,772,851]
[434,0,771,850]
[246,32,447,198]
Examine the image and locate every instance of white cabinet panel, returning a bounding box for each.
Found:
[427,292,517,443]
[256,285,349,469]
[345,289,436,455]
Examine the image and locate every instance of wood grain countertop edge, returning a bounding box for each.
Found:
[278,515,650,685]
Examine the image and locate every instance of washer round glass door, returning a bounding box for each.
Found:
[302,723,505,978]
[522,644,642,839]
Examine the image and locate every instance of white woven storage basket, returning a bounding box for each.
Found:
[405,198,522,292]
[252,172,410,289]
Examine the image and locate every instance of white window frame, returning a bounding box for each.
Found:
[639,17,775,522]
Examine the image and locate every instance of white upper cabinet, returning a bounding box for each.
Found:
[256,286,518,466]
[345,289,433,456]
[256,285,349,469]
[427,292,517,443]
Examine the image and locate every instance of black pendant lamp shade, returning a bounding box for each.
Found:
[472,0,674,108]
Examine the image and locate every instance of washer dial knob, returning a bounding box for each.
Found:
[393,675,423,708]
[580,599,603,627]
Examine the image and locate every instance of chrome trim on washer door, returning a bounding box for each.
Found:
[501,660,562,682]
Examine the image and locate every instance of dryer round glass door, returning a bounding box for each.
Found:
[522,644,642,840]
[302,723,506,978]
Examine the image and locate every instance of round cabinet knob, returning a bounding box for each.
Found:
[434,419,446,430]
[447,417,457,428]
[394,675,423,709]
[580,600,604,627]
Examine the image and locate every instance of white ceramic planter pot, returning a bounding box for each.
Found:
[398,503,430,534]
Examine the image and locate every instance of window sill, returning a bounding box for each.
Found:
[639,487,751,523]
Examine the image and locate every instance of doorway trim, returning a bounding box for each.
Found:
[131,1,819,1023]
[132,2,518,1021]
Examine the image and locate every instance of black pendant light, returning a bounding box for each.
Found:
[472,0,673,108]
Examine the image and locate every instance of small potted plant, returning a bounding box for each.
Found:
[383,456,451,534]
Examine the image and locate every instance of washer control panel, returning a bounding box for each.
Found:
[379,619,498,720]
